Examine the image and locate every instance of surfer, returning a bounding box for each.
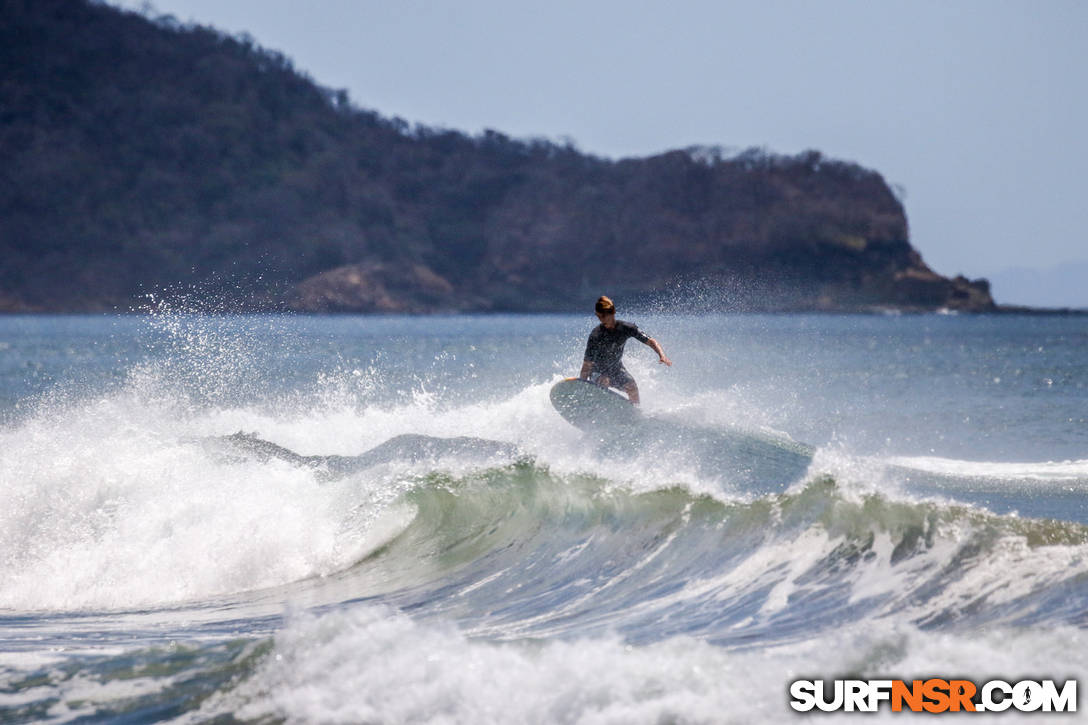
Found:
[579,295,671,404]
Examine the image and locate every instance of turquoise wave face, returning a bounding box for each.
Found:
[299,461,1088,644]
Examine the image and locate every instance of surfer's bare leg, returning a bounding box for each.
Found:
[623,381,639,405]
[598,375,611,389]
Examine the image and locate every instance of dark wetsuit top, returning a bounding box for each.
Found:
[583,320,650,386]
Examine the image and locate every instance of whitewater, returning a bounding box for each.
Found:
[1,311,1086,723]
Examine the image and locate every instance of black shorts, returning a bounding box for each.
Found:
[595,366,634,388]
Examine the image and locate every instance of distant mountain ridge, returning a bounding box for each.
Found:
[0,0,995,313]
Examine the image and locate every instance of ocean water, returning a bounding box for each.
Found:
[0,311,1086,723]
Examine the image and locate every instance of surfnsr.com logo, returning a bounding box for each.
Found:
[790,679,1077,713]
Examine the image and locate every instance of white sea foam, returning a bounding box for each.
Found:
[0,388,418,611]
[889,455,1088,483]
[189,604,1088,725]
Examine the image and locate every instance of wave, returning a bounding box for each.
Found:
[3,369,1086,633]
[5,400,1088,722]
[336,465,1088,644]
[0,372,811,612]
[214,608,1088,725]
[890,455,1088,482]
[200,431,521,481]
[883,455,1088,523]
[14,606,1079,725]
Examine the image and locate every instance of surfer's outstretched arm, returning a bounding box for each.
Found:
[579,360,593,379]
[644,338,672,366]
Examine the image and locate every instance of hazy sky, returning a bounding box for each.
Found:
[111,0,1087,306]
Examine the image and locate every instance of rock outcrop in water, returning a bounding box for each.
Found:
[0,0,995,314]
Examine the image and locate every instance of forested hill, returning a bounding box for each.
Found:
[1,0,995,313]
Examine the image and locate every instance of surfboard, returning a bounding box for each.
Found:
[549,377,640,430]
